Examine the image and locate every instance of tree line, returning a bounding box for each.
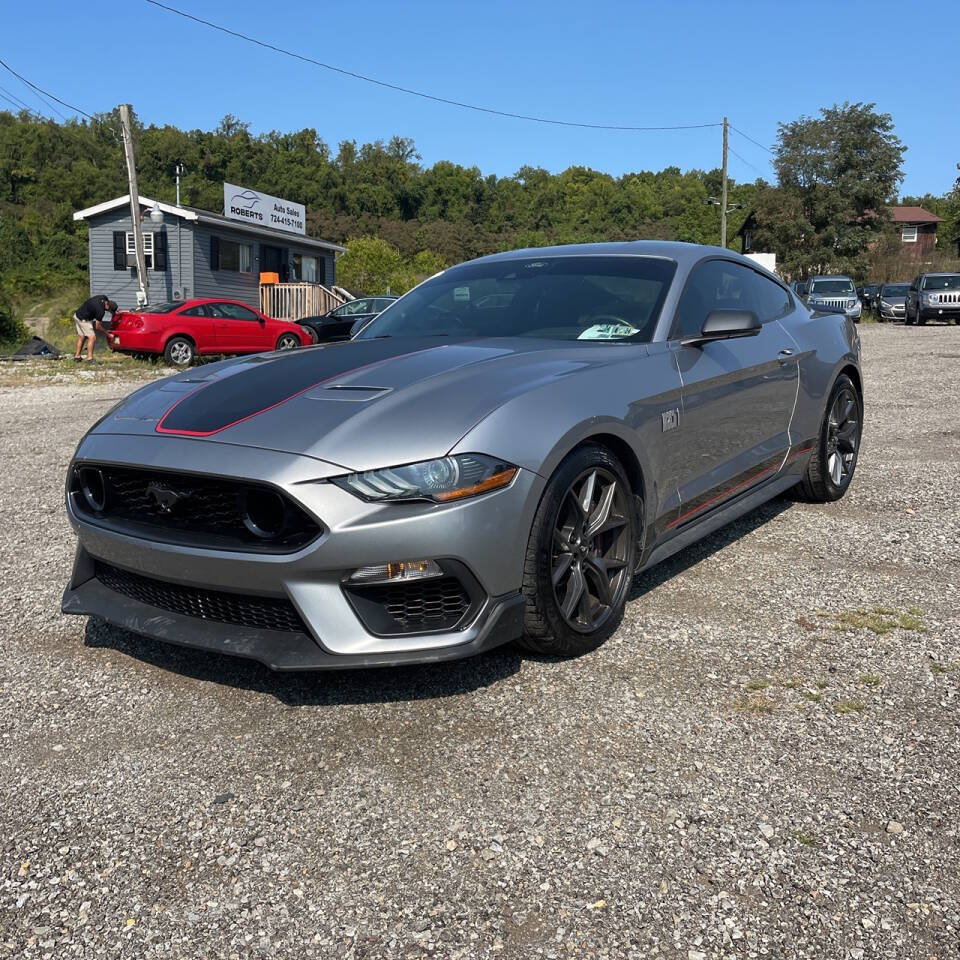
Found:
[1,101,958,335]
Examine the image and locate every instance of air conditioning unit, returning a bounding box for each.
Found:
[126,254,138,267]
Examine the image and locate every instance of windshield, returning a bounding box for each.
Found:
[357,255,678,343]
[923,275,960,291]
[880,285,908,297]
[809,280,855,296]
[140,301,184,314]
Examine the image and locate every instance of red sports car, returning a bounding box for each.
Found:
[107,298,312,367]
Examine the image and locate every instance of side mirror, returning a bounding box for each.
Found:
[686,310,761,344]
[349,316,374,338]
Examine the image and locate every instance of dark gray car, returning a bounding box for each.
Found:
[62,242,863,670]
[877,283,909,322]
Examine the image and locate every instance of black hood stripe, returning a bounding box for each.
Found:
[156,342,430,437]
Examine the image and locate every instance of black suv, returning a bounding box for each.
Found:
[905,273,960,325]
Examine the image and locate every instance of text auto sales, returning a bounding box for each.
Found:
[228,201,304,233]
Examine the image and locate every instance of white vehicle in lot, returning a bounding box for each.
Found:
[806,275,862,323]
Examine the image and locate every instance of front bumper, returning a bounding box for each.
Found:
[919,304,960,321]
[62,433,542,668]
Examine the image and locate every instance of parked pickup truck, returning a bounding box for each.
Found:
[906,273,960,325]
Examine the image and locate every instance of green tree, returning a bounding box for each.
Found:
[765,102,905,277]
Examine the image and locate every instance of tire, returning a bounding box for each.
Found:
[303,325,319,344]
[905,305,914,325]
[517,445,639,657]
[794,373,862,503]
[163,336,195,367]
[276,333,301,351]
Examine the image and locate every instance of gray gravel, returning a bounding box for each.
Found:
[2,324,959,959]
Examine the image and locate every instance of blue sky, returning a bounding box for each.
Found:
[3,0,958,197]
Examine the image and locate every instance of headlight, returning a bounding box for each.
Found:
[847,299,857,309]
[880,301,890,308]
[332,454,517,503]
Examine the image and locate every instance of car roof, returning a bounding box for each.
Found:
[921,272,960,278]
[455,240,788,283]
[809,274,853,280]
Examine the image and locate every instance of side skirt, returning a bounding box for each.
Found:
[637,473,799,575]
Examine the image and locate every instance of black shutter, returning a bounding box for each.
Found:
[154,231,168,271]
[210,235,220,271]
[113,231,126,270]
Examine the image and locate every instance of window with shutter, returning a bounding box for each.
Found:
[125,232,154,269]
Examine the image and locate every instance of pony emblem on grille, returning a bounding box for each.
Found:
[146,480,190,514]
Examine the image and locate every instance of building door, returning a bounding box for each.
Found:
[261,245,288,281]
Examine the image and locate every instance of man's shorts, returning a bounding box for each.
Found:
[74,314,95,338]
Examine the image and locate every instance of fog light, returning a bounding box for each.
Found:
[348,560,443,584]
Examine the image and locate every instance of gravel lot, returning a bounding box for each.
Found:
[2,324,959,959]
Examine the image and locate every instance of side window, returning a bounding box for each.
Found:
[180,305,207,317]
[216,303,260,321]
[673,260,758,339]
[748,271,791,322]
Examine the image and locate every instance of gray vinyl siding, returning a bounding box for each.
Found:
[192,224,261,309]
[83,204,337,312]
[85,209,192,310]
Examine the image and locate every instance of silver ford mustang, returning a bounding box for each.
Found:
[62,242,863,669]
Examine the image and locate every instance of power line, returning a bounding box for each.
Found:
[728,145,765,178]
[17,78,68,121]
[0,83,43,117]
[0,56,97,121]
[730,123,775,155]
[145,0,723,133]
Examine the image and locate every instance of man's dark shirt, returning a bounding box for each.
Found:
[76,295,112,323]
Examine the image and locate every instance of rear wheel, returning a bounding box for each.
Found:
[795,374,862,503]
[518,445,638,657]
[163,336,195,367]
[276,333,300,351]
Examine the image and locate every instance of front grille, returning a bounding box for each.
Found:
[95,560,308,634]
[71,463,321,552]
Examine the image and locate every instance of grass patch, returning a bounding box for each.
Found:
[859,674,882,687]
[781,679,800,690]
[931,662,958,675]
[746,678,770,691]
[834,700,866,715]
[815,680,828,690]
[735,693,775,715]
[833,607,925,635]
[793,830,819,846]
[802,690,823,703]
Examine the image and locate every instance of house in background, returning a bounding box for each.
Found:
[73,194,346,317]
[888,206,943,259]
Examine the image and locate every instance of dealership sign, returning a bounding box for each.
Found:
[223,182,305,235]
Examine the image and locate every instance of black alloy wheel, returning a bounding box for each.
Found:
[795,374,862,503]
[551,467,632,632]
[519,445,638,657]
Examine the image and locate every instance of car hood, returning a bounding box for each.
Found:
[880,295,906,304]
[93,337,644,471]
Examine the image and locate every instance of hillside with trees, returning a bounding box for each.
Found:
[1,101,958,339]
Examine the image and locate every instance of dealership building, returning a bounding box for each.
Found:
[73,184,346,314]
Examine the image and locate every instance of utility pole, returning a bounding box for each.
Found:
[119,103,149,306]
[720,116,729,249]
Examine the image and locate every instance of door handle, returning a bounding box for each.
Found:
[778,348,794,364]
